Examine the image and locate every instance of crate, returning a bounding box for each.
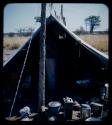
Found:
[90,102,103,118]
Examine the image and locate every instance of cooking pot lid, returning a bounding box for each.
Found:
[48,101,61,107]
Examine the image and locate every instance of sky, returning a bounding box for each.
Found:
[4,3,109,33]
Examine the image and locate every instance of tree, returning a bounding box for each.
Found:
[17,27,34,36]
[8,32,15,37]
[74,26,86,35]
[27,27,34,33]
[80,26,85,33]
[25,27,34,36]
[17,28,23,36]
[85,16,101,33]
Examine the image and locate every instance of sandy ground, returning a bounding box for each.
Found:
[3,49,18,63]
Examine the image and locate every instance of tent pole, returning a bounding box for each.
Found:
[38,3,46,111]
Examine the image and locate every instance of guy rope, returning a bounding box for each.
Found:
[9,33,33,117]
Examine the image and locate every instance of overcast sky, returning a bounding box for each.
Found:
[4,3,109,33]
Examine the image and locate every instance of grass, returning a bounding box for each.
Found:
[78,34,108,52]
[3,36,29,50]
[3,34,108,52]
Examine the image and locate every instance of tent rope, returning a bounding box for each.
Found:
[9,35,33,117]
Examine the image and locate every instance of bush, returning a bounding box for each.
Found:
[74,26,87,35]
[8,32,15,37]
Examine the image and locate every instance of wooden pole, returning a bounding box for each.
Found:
[61,4,63,19]
[61,4,66,26]
[38,3,46,111]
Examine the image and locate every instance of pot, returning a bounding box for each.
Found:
[48,101,61,114]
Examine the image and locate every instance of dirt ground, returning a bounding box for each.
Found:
[3,49,18,63]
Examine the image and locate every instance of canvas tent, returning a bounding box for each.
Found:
[3,15,108,116]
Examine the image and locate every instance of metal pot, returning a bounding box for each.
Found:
[48,101,61,115]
